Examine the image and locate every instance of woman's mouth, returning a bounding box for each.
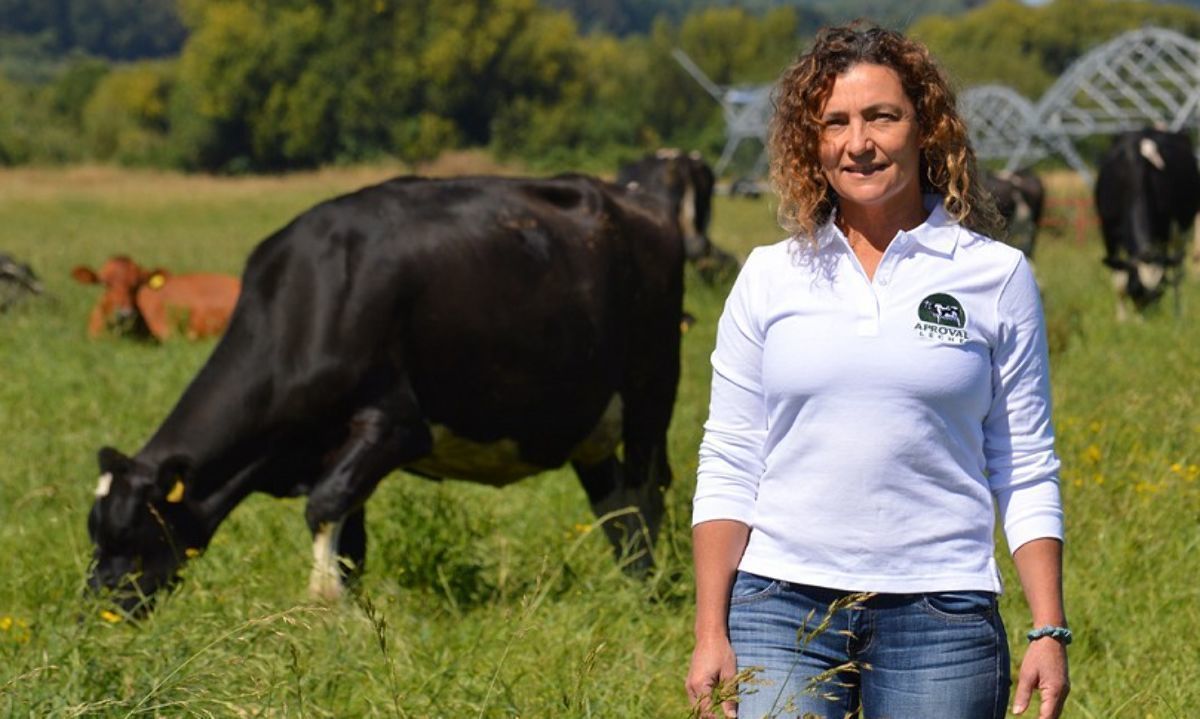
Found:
[845,163,888,176]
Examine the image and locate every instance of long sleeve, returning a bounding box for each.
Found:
[693,250,769,526]
[984,256,1064,553]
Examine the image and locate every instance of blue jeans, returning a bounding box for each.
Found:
[729,571,1011,719]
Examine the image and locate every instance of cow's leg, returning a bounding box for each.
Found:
[1190,214,1200,278]
[619,426,671,571]
[574,360,677,574]
[308,506,366,600]
[305,400,431,600]
[573,452,661,573]
[1111,269,1132,322]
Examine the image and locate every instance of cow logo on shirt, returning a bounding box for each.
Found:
[915,293,969,343]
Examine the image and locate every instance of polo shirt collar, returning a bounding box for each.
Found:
[816,194,961,256]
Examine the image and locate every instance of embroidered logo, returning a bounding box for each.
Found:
[914,293,969,344]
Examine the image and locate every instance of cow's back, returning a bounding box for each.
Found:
[218,174,683,469]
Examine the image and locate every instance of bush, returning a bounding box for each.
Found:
[81,60,175,165]
[0,75,83,165]
[45,55,111,125]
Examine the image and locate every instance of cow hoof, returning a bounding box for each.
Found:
[309,521,346,602]
[308,576,344,603]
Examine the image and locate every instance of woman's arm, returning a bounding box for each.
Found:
[686,519,751,719]
[1011,537,1070,719]
[689,250,770,717]
[983,258,1069,718]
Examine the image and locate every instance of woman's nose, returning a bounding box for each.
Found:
[847,122,874,156]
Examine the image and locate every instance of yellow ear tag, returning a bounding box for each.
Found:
[166,478,185,503]
[147,273,166,290]
[99,610,123,624]
[185,547,202,559]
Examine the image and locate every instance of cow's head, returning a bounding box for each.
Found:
[86,447,206,617]
[71,256,168,336]
[620,150,739,282]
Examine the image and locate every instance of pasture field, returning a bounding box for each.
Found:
[1,166,1198,717]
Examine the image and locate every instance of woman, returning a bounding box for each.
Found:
[685,24,1070,719]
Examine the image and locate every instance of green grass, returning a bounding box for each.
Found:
[0,167,1198,717]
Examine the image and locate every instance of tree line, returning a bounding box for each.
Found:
[0,0,1197,174]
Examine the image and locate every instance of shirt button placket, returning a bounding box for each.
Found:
[857,277,880,336]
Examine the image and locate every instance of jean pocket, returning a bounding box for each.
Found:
[919,591,996,623]
[729,571,784,606]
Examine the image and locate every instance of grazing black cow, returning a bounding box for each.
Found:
[617,150,739,281]
[983,168,1046,259]
[1095,128,1200,318]
[1,252,43,312]
[85,174,684,614]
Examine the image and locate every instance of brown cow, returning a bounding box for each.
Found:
[71,255,239,341]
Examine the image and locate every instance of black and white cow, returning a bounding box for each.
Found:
[1,252,43,312]
[86,174,685,614]
[1095,128,1200,318]
[617,150,739,282]
[983,169,1046,260]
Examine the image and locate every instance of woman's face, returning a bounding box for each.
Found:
[818,63,922,216]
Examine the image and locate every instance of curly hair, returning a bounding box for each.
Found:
[769,22,1002,242]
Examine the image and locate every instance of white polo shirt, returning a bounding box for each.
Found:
[693,198,1063,593]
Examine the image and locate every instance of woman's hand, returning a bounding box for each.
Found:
[1011,538,1069,718]
[686,634,739,718]
[1012,637,1070,718]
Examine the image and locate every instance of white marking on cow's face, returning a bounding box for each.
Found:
[679,180,698,240]
[1139,138,1166,170]
[308,521,343,602]
[406,428,543,486]
[1014,196,1032,225]
[1136,261,1165,292]
[570,394,624,467]
[94,472,113,498]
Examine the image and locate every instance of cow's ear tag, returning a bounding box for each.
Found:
[165,477,185,503]
[147,273,166,290]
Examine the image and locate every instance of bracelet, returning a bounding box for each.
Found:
[1026,625,1073,645]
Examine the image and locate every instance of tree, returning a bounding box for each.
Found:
[82,61,174,164]
[0,0,185,60]
[171,0,589,171]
